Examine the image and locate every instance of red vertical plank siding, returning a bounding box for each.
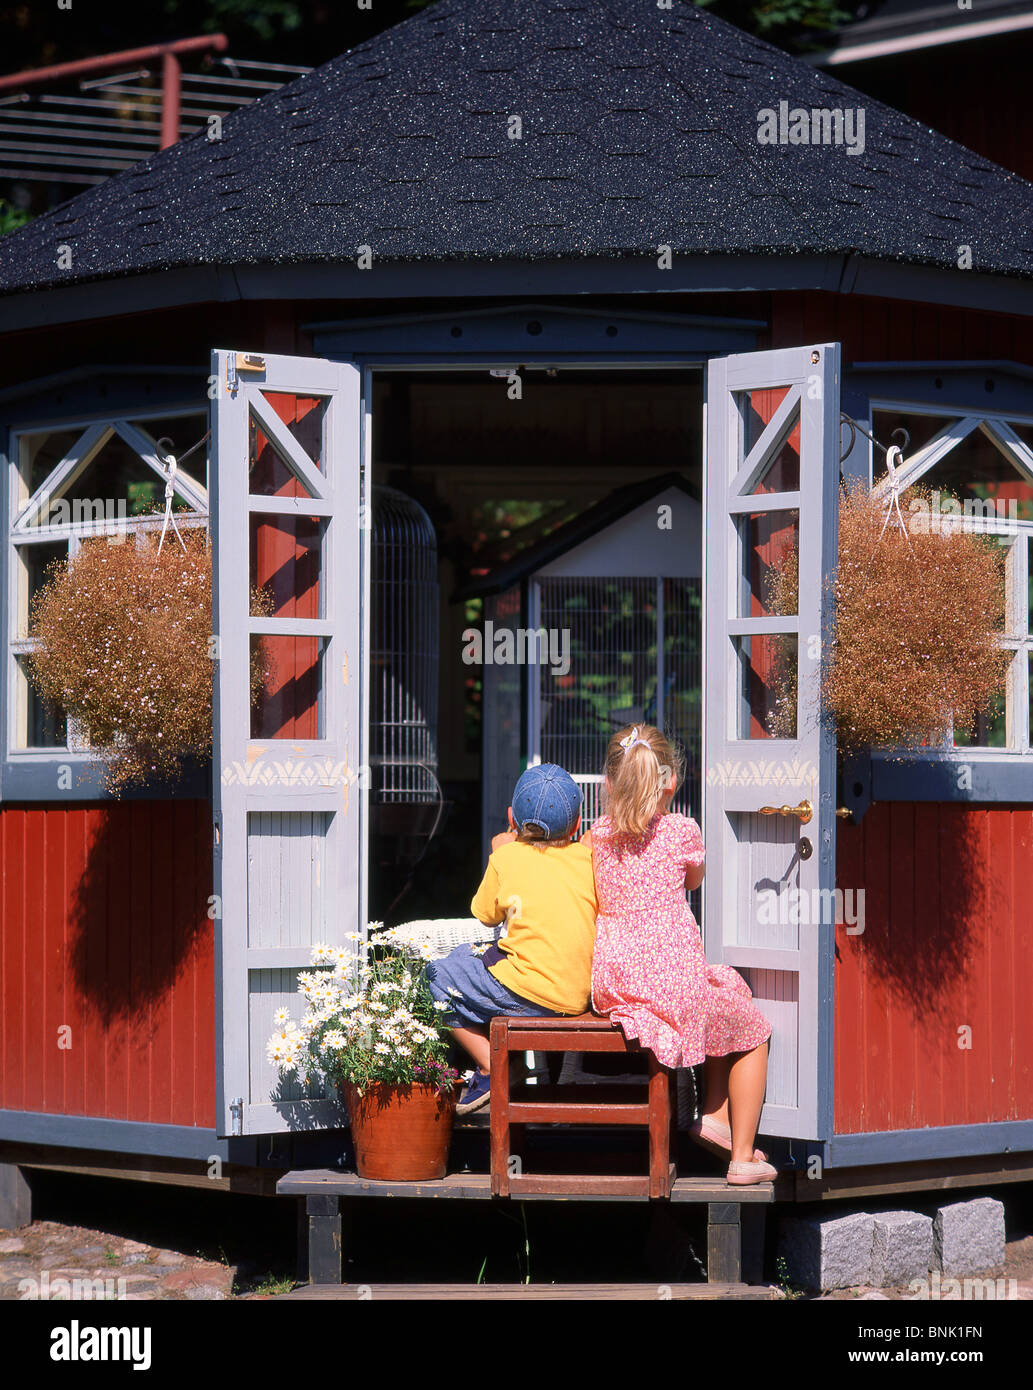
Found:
[1,810,25,1111]
[835,803,1033,1133]
[0,801,215,1129]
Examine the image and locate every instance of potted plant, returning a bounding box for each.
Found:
[267,926,460,1180]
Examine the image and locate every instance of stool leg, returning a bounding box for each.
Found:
[647,1055,673,1198]
[490,1018,511,1197]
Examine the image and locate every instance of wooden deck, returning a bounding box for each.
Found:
[276,1281,783,1301]
[277,1169,780,1202]
[281,1168,777,1286]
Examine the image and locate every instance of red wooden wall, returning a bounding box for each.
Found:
[0,800,215,1128]
[835,803,1033,1134]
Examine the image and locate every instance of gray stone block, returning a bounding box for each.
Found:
[778,1212,875,1290]
[871,1210,934,1287]
[934,1198,1005,1276]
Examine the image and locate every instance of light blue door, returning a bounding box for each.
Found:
[703,344,841,1141]
[210,350,366,1135]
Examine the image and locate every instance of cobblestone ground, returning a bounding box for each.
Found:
[1,1209,1031,1300]
[800,1233,1033,1301]
[0,1221,288,1301]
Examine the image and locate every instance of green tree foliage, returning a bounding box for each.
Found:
[694,0,864,39]
[0,200,31,236]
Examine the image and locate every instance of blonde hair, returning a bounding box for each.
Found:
[602,724,685,840]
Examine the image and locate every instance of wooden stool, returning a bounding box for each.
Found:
[489,1013,674,1199]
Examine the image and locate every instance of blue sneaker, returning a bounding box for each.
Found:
[456,1068,491,1115]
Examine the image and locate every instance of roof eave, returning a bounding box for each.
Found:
[3,253,1033,338]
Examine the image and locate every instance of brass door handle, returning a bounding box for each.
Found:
[758,799,812,825]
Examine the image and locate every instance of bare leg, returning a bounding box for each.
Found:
[728,1040,769,1164]
[702,1056,731,1127]
[451,1024,490,1073]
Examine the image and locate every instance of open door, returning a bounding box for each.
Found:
[703,343,840,1142]
[210,350,365,1135]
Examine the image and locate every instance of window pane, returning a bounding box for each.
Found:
[15,654,66,749]
[17,429,83,504]
[1028,538,1032,635]
[953,673,1009,749]
[251,635,324,740]
[740,510,799,619]
[130,414,207,493]
[872,410,958,481]
[919,427,1033,524]
[733,633,797,740]
[17,541,67,637]
[735,387,800,492]
[249,515,324,620]
[260,393,328,473]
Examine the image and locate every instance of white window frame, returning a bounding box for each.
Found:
[3,399,209,799]
[841,365,1033,805]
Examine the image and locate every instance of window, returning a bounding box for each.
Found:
[7,410,209,760]
[870,404,1033,758]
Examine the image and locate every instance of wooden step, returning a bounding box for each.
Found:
[276,1281,782,1301]
[277,1169,779,1202]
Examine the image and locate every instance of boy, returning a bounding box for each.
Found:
[425,763,597,1114]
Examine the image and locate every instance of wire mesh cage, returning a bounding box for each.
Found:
[370,485,439,805]
[536,575,702,824]
[368,486,443,918]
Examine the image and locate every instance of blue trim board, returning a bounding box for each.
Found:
[0,1110,351,1171]
[0,1110,235,1162]
[2,253,1033,336]
[823,1121,1033,1169]
[870,757,1033,803]
[309,303,765,359]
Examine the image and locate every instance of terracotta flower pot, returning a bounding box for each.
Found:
[342,1081,456,1180]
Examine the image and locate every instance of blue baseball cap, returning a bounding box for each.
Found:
[511,764,582,839]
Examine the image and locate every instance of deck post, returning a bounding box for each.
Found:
[0,1163,32,1229]
[304,1193,343,1284]
[706,1201,742,1283]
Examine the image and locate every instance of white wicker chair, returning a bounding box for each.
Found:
[387,917,497,960]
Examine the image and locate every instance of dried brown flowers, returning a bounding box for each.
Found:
[28,532,271,794]
[767,478,1009,752]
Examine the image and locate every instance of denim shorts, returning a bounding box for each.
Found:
[424,944,561,1028]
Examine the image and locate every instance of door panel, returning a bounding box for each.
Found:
[211,350,364,1136]
[704,344,840,1140]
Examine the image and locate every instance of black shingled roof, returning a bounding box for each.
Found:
[2,0,1032,294]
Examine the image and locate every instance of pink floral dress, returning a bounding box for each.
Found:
[590,811,771,1069]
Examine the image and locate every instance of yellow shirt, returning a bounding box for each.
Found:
[470,839,598,1015]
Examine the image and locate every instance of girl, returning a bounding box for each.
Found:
[585,724,776,1185]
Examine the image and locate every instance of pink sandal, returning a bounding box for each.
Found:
[726,1159,778,1186]
[690,1115,768,1163]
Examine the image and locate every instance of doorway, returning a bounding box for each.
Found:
[365,365,705,925]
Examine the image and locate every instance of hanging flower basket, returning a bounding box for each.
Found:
[27,532,271,794]
[767,478,1009,752]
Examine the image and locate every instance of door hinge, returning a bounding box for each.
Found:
[229,1097,244,1136]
